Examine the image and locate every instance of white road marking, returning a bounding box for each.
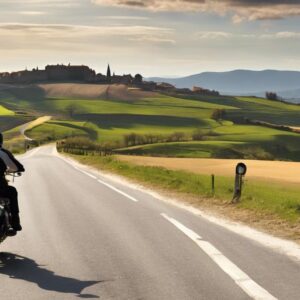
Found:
[57,157,96,179]
[80,170,97,180]
[161,213,277,300]
[57,155,138,202]
[58,156,139,202]
[98,179,139,202]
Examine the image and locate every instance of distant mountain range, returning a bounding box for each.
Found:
[148,70,300,103]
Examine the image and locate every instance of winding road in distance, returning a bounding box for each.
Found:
[0,145,299,300]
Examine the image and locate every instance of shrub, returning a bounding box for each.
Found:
[167,132,186,142]
[57,137,112,155]
[192,129,205,141]
[266,92,279,101]
[124,133,146,147]
[211,109,226,121]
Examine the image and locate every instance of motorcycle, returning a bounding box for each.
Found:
[0,172,22,242]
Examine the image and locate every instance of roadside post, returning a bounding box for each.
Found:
[232,163,247,203]
[211,174,215,196]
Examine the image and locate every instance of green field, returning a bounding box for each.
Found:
[26,120,96,142]
[117,123,300,160]
[8,94,232,143]
[1,84,300,160]
[117,141,242,158]
[0,105,14,116]
[182,94,300,126]
[0,115,32,133]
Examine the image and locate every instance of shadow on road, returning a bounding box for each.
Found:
[0,252,103,298]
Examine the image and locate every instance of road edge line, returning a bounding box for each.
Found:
[161,213,278,300]
[97,179,138,202]
[57,154,138,202]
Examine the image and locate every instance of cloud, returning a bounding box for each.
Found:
[194,30,300,40]
[92,0,300,22]
[1,0,82,7]
[19,11,46,15]
[92,0,206,11]
[99,16,149,20]
[195,31,233,39]
[129,36,175,44]
[0,23,174,50]
[261,31,300,39]
[0,22,172,36]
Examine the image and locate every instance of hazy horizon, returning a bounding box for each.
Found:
[3,64,300,79]
[1,0,300,77]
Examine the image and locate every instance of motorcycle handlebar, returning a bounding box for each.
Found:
[5,172,22,177]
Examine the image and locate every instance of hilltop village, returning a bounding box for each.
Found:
[0,64,219,96]
[0,64,140,85]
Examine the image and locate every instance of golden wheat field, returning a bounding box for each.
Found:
[118,155,300,184]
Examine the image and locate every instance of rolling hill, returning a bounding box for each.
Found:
[148,70,300,102]
[0,83,300,161]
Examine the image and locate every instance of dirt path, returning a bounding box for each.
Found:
[118,155,300,184]
[291,126,300,133]
[20,116,52,141]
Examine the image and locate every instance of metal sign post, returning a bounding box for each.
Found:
[232,163,247,203]
[211,174,215,196]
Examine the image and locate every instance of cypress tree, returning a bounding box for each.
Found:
[107,64,111,79]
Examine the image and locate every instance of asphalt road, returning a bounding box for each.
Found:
[0,145,299,300]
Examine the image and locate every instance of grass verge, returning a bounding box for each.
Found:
[67,153,300,243]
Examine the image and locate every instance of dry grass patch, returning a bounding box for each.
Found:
[38,83,157,101]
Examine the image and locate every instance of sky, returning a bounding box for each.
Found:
[1,0,300,77]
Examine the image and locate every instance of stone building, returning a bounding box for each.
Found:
[0,69,47,83]
[45,65,96,82]
[193,86,219,96]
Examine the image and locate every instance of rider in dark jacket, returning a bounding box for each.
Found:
[0,133,25,235]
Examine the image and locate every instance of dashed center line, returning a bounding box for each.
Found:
[161,213,277,300]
